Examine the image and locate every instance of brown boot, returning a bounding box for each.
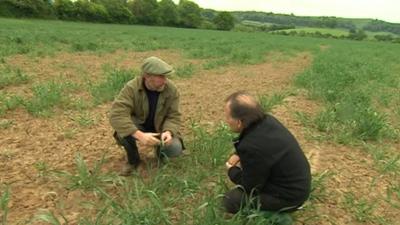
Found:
[119,163,135,176]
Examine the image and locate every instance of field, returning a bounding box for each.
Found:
[280,27,349,36]
[0,18,400,225]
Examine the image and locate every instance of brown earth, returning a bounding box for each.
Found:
[0,50,398,225]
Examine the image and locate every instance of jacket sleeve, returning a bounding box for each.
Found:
[228,166,243,185]
[162,89,181,136]
[109,84,138,138]
[239,146,271,193]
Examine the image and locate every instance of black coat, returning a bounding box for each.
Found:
[228,114,311,203]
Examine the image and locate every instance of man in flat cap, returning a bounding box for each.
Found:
[110,56,183,176]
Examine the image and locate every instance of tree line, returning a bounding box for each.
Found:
[0,0,235,30]
[233,11,356,30]
[233,11,400,36]
[1,0,399,43]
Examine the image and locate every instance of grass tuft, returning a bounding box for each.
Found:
[90,68,135,104]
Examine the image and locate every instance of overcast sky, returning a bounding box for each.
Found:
[176,0,400,23]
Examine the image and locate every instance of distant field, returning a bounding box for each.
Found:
[0,18,399,225]
[241,19,275,26]
[278,27,349,36]
[275,27,399,40]
[239,19,398,39]
[336,18,373,29]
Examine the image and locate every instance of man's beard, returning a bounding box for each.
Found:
[154,84,165,92]
[145,80,165,92]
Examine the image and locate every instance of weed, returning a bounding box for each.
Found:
[67,97,92,110]
[175,63,195,78]
[203,58,229,70]
[0,92,24,115]
[0,186,10,225]
[63,128,77,139]
[188,122,233,168]
[0,66,29,88]
[90,68,135,104]
[386,182,400,209]
[309,170,333,201]
[34,209,66,225]
[258,92,286,112]
[343,192,376,222]
[34,161,51,177]
[294,111,313,127]
[54,154,121,193]
[23,81,68,117]
[72,112,96,127]
[0,119,13,129]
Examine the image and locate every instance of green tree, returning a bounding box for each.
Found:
[93,0,133,23]
[54,0,76,20]
[201,8,217,21]
[128,0,159,25]
[74,0,110,22]
[348,29,367,41]
[374,34,393,42]
[319,17,337,28]
[0,0,54,18]
[178,0,202,28]
[157,0,179,26]
[213,11,235,30]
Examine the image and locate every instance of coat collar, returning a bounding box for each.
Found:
[234,114,267,143]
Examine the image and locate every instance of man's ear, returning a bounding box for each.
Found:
[237,119,243,130]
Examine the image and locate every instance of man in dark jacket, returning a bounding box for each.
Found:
[109,56,183,176]
[223,91,311,214]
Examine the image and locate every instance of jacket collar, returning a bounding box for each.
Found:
[235,114,267,142]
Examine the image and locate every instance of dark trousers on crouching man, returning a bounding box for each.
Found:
[114,132,183,168]
[223,187,305,214]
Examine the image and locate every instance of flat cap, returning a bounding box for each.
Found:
[141,56,173,76]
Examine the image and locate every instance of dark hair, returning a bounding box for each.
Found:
[225,91,265,129]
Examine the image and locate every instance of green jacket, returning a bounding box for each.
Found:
[109,76,181,138]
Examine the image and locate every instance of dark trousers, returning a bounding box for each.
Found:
[119,135,142,166]
[114,132,147,166]
[223,187,303,214]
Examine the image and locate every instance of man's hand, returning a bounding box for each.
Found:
[226,154,240,169]
[161,131,173,145]
[133,130,160,146]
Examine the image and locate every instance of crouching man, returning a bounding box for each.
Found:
[223,91,311,214]
[109,56,183,176]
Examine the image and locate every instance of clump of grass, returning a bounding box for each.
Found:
[54,154,121,193]
[0,66,29,89]
[295,46,399,142]
[386,182,400,209]
[34,161,51,178]
[203,58,229,70]
[23,81,70,117]
[188,122,233,168]
[90,68,135,104]
[34,209,66,225]
[71,42,99,52]
[258,92,287,112]
[72,112,96,127]
[309,170,333,201]
[175,63,195,78]
[343,193,377,223]
[66,97,92,110]
[0,92,24,116]
[313,104,390,142]
[0,119,13,129]
[63,128,77,139]
[1,186,10,225]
